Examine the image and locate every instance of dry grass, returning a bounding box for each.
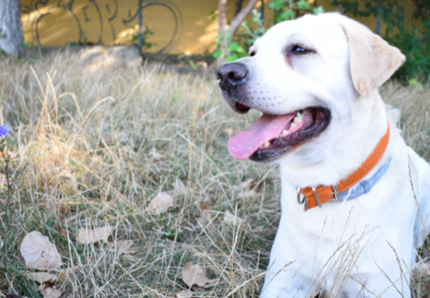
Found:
[0,51,429,298]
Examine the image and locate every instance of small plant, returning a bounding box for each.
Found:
[386,17,430,83]
[213,1,323,63]
[0,125,28,228]
[131,26,155,51]
[333,0,430,83]
[213,9,264,63]
[269,0,323,23]
[241,9,266,46]
[0,125,36,297]
[213,33,247,62]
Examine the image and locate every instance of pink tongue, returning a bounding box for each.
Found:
[228,113,296,160]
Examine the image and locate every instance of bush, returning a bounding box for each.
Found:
[386,18,430,83]
[213,0,323,62]
[332,0,430,83]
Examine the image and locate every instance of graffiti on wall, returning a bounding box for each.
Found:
[20,0,183,53]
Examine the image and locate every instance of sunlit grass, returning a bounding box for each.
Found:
[0,51,429,297]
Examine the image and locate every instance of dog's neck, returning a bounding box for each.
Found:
[279,90,388,188]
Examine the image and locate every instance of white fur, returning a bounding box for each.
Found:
[224,13,430,297]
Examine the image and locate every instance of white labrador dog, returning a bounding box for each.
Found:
[217,13,430,298]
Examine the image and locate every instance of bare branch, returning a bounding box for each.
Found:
[229,0,260,38]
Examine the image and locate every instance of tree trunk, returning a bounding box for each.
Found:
[217,0,228,66]
[0,0,23,56]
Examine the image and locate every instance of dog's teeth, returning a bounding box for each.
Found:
[290,123,297,129]
[293,112,303,123]
[260,141,270,149]
[282,129,288,136]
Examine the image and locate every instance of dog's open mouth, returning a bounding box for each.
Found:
[228,107,331,162]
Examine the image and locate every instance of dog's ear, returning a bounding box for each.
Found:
[341,18,405,97]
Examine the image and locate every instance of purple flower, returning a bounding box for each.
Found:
[0,125,10,138]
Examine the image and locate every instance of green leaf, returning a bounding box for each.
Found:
[188,60,197,70]
[269,0,284,11]
[212,50,223,59]
[235,46,247,54]
[228,42,246,55]
[278,9,295,21]
[409,78,423,90]
[297,0,310,10]
[225,54,239,62]
[245,40,254,46]
[312,6,324,15]
[228,42,241,51]
[255,28,265,36]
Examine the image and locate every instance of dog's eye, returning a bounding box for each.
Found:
[249,51,256,57]
[291,46,311,55]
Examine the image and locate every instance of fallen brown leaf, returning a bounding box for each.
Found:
[148,192,174,213]
[198,205,212,228]
[77,226,113,244]
[174,181,185,195]
[181,262,208,288]
[167,291,193,298]
[110,240,138,255]
[41,287,61,298]
[224,211,244,225]
[20,231,62,270]
[26,272,58,284]
[59,229,68,238]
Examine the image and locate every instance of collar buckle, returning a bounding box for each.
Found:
[312,187,322,208]
[297,185,341,208]
[297,187,323,208]
[297,187,305,204]
[332,185,340,201]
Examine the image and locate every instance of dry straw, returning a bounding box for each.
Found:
[0,50,429,297]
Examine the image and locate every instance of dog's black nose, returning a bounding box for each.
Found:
[217,63,248,91]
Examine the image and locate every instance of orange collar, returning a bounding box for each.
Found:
[299,123,391,211]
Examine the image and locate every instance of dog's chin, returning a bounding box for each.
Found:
[222,90,252,114]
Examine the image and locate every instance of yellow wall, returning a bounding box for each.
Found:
[21,0,221,54]
[20,0,422,54]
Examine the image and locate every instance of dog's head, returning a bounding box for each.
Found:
[217,13,405,164]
